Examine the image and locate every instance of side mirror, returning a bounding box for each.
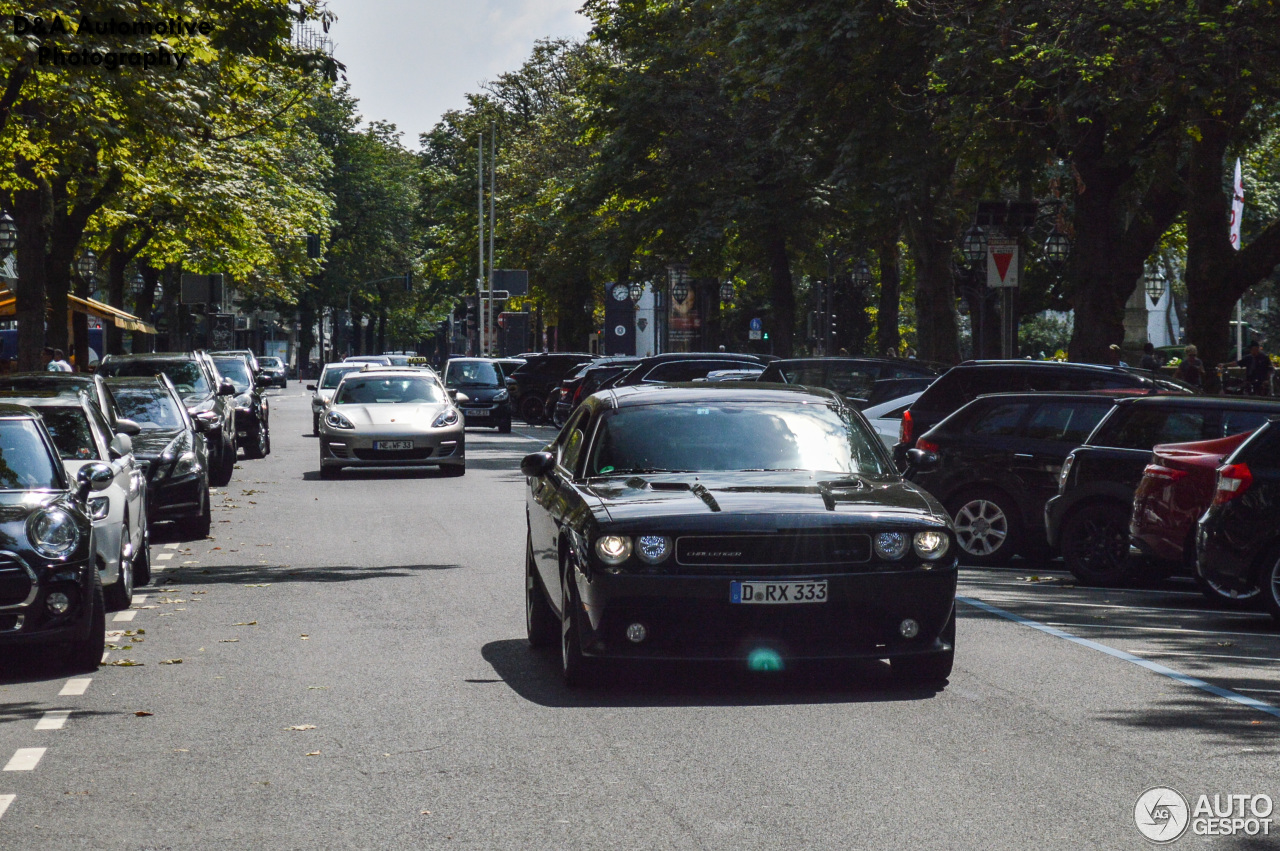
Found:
[113,418,142,437]
[447,388,459,400]
[109,433,133,459]
[905,448,939,474]
[192,417,210,433]
[306,384,317,391]
[218,379,236,396]
[520,451,556,478]
[76,462,113,501]
[254,374,270,389]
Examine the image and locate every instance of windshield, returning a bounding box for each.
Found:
[260,358,282,369]
[0,419,64,489]
[335,377,445,405]
[101,359,210,397]
[34,407,99,460]
[214,358,253,393]
[585,402,893,476]
[112,387,186,431]
[0,376,90,397]
[321,366,363,390]
[445,361,501,389]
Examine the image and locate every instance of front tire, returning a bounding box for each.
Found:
[560,565,594,687]
[312,412,320,436]
[104,536,134,612]
[947,489,1022,566]
[1256,547,1280,626]
[497,419,512,434]
[133,528,152,588]
[211,432,236,486]
[1194,567,1262,609]
[526,534,557,648]
[64,572,105,673]
[180,488,211,540]
[243,422,268,459]
[520,395,545,425]
[1062,503,1130,586]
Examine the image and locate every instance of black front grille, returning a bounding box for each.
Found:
[0,557,33,607]
[676,532,872,573]
[352,447,433,461]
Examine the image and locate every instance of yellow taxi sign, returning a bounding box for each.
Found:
[407,357,429,365]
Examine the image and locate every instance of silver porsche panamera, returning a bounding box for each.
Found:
[318,370,465,478]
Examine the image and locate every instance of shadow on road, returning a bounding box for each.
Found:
[1096,694,1280,749]
[154,562,463,586]
[480,638,944,709]
[300,468,453,481]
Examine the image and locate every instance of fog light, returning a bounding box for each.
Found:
[626,622,647,643]
[899,619,919,639]
[47,592,71,615]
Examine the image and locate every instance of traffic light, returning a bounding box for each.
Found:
[763,331,769,340]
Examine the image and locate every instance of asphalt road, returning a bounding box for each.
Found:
[2,387,1279,849]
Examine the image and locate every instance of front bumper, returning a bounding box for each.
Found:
[146,473,206,522]
[320,424,465,468]
[459,401,511,427]
[570,563,958,662]
[0,557,97,647]
[1044,494,1064,548]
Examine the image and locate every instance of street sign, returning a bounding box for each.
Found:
[749,329,763,341]
[750,318,763,331]
[492,270,529,296]
[987,238,1019,288]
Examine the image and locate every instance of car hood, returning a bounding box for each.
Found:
[582,471,947,528]
[332,403,449,426]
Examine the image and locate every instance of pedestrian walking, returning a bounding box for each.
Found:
[1173,345,1205,388]
[1221,340,1274,396]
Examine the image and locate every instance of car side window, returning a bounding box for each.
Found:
[826,365,879,399]
[1219,409,1274,437]
[1024,402,1110,443]
[645,361,729,383]
[557,410,590,476]
[781,365,825,386]
[966,402,1031,437]
[1104,407,1208,449]
[86,401,116,457]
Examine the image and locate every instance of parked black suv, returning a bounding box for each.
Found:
[551,357,642,426]
[909,393,1123,565]
[1046,396,1280,585]
[759,357,943,408]
[894,360,1181,467]
[99,352,238,486]
[505,353,597,424]
[212,355,271,459]
[1197,418,1280,626]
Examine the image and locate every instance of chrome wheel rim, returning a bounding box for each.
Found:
[1203,574,1262,602]
[954,499,1008,556]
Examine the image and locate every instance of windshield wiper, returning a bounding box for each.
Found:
[738,468,809,472]
[596,467,692,475]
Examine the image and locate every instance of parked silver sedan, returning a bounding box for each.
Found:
[318,370,465,478]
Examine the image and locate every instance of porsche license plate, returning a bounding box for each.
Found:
[730,581,827,604]
[374,440,413,451]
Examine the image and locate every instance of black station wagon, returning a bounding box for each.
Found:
[521,384,958,686]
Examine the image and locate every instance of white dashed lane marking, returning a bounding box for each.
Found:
[34,711,71,731]
[156,552,174,561]
[112,610,137,622]
[59,678,91,696]
[164,543,178,549]
[132,595,147,605]
[3,749,46,771]
[0,794,14,820]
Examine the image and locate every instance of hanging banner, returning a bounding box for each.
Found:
[1230,158,1244,251]
[986,237,1020,288]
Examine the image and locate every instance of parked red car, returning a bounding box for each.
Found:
[1129,430,1259,605]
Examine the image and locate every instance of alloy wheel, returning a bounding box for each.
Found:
[954,499,1008,556]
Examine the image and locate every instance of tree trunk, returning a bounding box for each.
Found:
[763,226,795,357]
[131,265,160,354]
[71,273,90,371]
[11,159,49,371]
[104,231,127,356]
[876,232,901,357]
[162,264,182,350]
[297,299,316,378]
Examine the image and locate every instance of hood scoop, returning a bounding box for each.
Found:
[645,480,692,492]
[817,477,868,512]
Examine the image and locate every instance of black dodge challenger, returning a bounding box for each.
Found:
[521,384,958,686]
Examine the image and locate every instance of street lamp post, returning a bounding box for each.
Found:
[76,250,98,283]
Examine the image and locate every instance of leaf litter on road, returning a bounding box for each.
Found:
[287,724,317,731]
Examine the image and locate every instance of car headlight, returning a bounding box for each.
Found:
[636,535,672,564]
[172,451,199,478]
[88,496,110,521]
[913,530,949,560]
[493,389,509,402]
[874,531,909,560]
[594,535,632,565]
[235,393,253,411]
[326,410,355,429]
[29,509,80,558]
[433,408,460,428]
[1058,454,1075,493]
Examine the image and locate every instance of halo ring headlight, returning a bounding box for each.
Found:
[636,535,672,564]
[874,532,909,560]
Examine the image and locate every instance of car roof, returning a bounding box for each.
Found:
[863,391,924,417]
[968,391,1147,404]
[629,352,767,364]
[770,356,942,369]
[602,382,840,408]
[0,393,88,409]
[954,359,1130,372]
[1116,395,1280,409]
[322,362,363,370]
[0,403,41,419]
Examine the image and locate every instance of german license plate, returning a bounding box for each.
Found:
[463,408,487,416]
[375,440,413,451]
[730,580,827,604]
